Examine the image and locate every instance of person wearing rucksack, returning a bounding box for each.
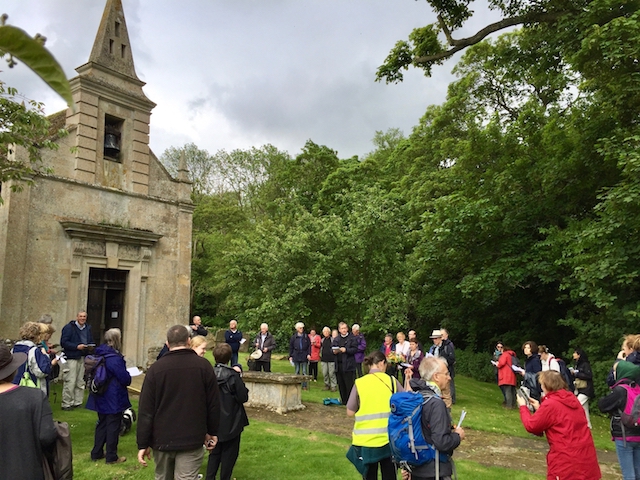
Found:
[11,321,55,395]
[404,356,464,480]
[86,328,131,465]
[598,361,640,479]
[346,350,403,480]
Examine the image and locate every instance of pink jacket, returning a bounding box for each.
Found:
[308,334,321,362]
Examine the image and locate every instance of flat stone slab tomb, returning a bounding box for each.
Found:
[242,371,310,414]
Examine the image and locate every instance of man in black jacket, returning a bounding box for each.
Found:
[189,315,208,337]
[206,343,249,480]
[332,322,358,405]
[408,357,465,480]
[137,325,220,479]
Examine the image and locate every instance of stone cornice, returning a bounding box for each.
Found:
[60,221,162,247]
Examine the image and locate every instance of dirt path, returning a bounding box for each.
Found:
[246,402,621,479]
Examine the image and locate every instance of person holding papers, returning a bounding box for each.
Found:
[494,345,517,409]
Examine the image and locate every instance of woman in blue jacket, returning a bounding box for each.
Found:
[86,328,131,464]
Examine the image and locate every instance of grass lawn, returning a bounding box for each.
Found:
[47,352,611,479]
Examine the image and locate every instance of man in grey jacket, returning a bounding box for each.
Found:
[407,356,465,480]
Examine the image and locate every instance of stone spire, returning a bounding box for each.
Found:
[88,0,140,80]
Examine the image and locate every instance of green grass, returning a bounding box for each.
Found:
[447,376,614,451]
[47,354,611,479]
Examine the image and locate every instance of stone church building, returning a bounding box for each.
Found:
[0,0,193,366]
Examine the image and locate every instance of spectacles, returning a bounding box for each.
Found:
[435,370,450,377]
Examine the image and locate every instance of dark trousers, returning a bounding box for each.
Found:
[450,375,456,404]
[206,434,242,480]
[309,361,318,380]
[365,456,396,480]
[230,351,239,367]
[356,362,363,378]
[500,385,516,408]
[255,360,271,372]
[91,412,122,462]
[336,370,356,405]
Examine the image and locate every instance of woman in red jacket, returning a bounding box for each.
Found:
[518,370,601,480]
[495,346,517,409]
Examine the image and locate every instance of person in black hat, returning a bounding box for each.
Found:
[0,343,57,479]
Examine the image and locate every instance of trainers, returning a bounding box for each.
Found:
[106,457,126,464]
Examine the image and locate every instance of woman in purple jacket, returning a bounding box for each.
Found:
[86,328,132,464]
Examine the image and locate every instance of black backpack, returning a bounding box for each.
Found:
[556,358,575,391]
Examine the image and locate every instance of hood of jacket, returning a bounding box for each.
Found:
[544,388,580,409]
[95,344,118,356]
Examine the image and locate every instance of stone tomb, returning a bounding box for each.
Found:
[242,371,311,414]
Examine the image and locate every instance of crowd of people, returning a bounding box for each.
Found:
[7,310,640,480]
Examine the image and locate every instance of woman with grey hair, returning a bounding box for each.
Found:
[289,322,311,390]
[86,328,132,464]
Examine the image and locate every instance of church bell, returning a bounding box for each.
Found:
[104,133,120,158]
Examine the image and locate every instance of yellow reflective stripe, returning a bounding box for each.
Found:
[355,412,390,421]
[353,427,388,435]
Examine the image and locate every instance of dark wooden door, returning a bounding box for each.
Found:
[87,268,127,344]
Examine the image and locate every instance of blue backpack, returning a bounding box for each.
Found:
[84,353,115,395]
[388,391,449,471]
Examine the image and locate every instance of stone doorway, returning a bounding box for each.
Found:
[87,267,128,344]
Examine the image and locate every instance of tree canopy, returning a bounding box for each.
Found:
[168,0,639,380]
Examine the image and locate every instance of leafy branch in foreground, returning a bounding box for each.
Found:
[0,14,73,107]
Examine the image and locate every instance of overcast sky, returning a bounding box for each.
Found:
[2,1,497,159]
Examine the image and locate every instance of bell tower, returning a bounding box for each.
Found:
[65,0,156,194]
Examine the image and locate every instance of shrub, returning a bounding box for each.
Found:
[455,348,497,383]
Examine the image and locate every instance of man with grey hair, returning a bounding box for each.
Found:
[253,323,276,372]
[289,322,311,389]
[408,356,464,480]
[189,315,208,337]
[332,322,358,404]
[60,310,94,410]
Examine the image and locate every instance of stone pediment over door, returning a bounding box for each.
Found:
[60,221,163,367]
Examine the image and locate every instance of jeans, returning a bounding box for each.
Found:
[500,385,516,408]
[615,439,640,480]
[294,361,308,387]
